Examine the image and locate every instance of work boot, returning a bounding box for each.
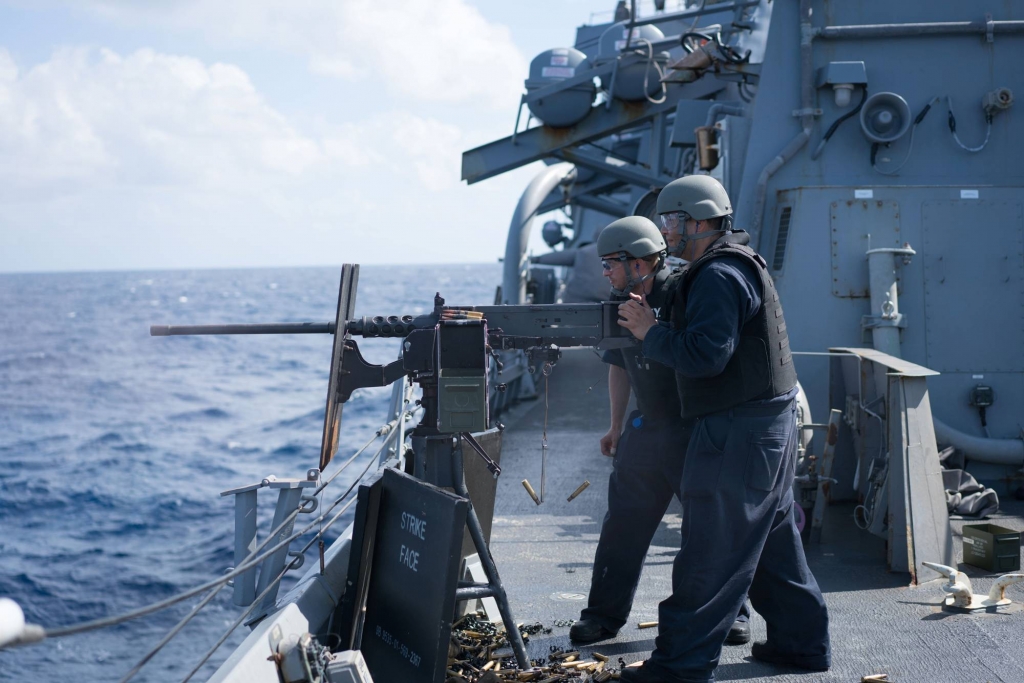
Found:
[619,664,668,682]
[568,618,617,643]
[751,641,830,672]
[620,663,711,683]
[724,619,750,645]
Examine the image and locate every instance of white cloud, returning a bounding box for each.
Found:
[391,115,465,191]
[78,0,527,110]
[0,47,470,197]
[0,45,537,272]
[308,55,363,80]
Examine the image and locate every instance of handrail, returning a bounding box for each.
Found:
[3,400,420,683]
[175,411,414,681]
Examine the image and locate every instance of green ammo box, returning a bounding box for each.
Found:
[962,523,1021,572]
[435,320,488,434]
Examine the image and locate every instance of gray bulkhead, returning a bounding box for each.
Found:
[736,1,1024,483]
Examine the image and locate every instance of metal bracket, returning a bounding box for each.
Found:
[526,344,563,367]
[336,339,406,404]
[462,78,726,185]
[986,13,995,43]
[459,432,501,478]
[554,148,676,189]
[221,474,317,614]
[862,313,906,330]
[792,107,823,118]
[536,175,625,215]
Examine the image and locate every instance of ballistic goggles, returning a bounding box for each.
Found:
[659,211,692,233]
[600,253,632,271]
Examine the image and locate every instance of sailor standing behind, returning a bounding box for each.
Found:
[570,216,750,646]
[616,175,831,683]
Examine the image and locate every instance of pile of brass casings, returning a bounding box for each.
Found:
[446,614,620,682]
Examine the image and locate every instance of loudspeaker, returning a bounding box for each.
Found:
[860,92,912,143]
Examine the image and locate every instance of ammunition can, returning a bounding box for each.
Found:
[436,321,488,434]
[962,523,1021,572]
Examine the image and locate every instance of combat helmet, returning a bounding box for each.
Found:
[656,175,733,255]
[596,216,667,295]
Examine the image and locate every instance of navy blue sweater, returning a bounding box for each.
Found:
[641,254,762,379]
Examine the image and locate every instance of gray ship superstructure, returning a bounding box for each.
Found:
[465,0,1024,581]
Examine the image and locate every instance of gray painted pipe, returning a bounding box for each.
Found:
[627,0,760,29]
[933,417,1024,466]
[865,248,914,358]
[816,20,1024,40]
[502,163,575,304]
[704,103,746,129]
[749,0,813,246]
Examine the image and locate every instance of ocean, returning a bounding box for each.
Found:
[0,263,501,681]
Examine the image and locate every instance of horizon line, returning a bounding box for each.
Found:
[0,260,504,277]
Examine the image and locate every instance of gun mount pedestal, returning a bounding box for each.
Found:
[409,427,529,670]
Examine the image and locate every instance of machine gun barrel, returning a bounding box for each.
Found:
[150,322,335,336]
[150,303,633,349]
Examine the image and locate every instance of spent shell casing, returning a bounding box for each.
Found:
[637,621,658,629]
[566,480,591,502]
[522,479,541,505]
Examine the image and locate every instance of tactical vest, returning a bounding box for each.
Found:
[613,267,683,423]
[667,233,797,418]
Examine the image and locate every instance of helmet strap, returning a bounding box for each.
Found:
[673,217,731,256]
[609,253,664,297]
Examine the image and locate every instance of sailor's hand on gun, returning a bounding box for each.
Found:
[617,292,657,341]
[600,428,620,458]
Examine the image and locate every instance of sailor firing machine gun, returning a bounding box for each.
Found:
[150,264,635,673]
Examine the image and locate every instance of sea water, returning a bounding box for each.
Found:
[0,264,499,681]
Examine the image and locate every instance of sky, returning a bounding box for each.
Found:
[0,0,655,272]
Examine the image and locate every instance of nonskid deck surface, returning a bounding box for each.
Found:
[490,349,1024,682]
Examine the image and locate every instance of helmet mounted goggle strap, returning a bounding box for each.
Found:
[602,251,665,296]
[659,211,730,256]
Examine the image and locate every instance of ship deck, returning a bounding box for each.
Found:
[491,349,1024,682]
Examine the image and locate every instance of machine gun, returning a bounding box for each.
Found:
[151,264,634,672]
[151,264,633,471]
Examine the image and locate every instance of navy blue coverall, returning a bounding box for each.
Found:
[638,254,830,682]
[580,268,751,634]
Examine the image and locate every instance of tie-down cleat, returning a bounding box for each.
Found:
[923,561,1024,613]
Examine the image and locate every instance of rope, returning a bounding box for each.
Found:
[541,370,550,502]
[118,586,225,683]
[45,526,306,639]
[117,407,416,679]
[638,39,667,105]
[36,411,411,642]
[180,441,389,681]
[180,496,360,683]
